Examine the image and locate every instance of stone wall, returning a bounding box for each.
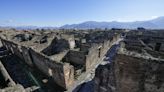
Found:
[94,54,164,92]
[0,38,75,90]
[63,63,74,89]
[160,44,164,52]
[85,44,100,71]
[94,63,116,92]
[0,61,16,87]
[115,54,164,92]
[41,38,70,56]
[21,46,33,67]
[64,50,86,65]
[101,40,111,56]
[86,40,112,71]
[30,48,74,89]
[1,39,24,60]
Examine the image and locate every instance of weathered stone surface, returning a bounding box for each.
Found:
[0,61,16,87]
[0,84,25,92]
[94,63,116,92]
[115,54,164,92]
[94,54,164,92]
[14,34,32,42]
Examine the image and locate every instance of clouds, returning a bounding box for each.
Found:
[0,19,14,24]
[151,16,159,19]
[5,19,14,23]
[0,19,14,26]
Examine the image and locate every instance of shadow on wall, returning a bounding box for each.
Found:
[41,37,70,56]
[72,80,94,92]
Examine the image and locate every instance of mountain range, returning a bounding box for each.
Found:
[60,16,164,29]
[1,16,164,29]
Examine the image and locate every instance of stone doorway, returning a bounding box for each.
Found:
[155,43,161,51]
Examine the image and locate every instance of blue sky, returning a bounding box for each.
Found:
[0,0,164,27]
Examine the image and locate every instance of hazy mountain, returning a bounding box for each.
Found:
[150,17,164,29]
[0,26,39,30]
[1,16,164,30]
[61,16,164,29]
[0,26,58,30]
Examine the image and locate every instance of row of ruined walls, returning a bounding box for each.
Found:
[126,35,164,52]
[0,38,74,90]
[63,34,120,74]
[62,40,112,80]
[0,33,121,90]
[86,34,119,71]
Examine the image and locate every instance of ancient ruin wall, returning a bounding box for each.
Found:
[94,54,164,92]
[0,38,75,90]
[115,54,164,92]
[1,39,24,60]
[30,49,74,89]
[86,40,113,71]
[94,63,116,92]
[21,46,34,67]
[85,44,100,71]
[63,63,74,89]
[64,50,86,65]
